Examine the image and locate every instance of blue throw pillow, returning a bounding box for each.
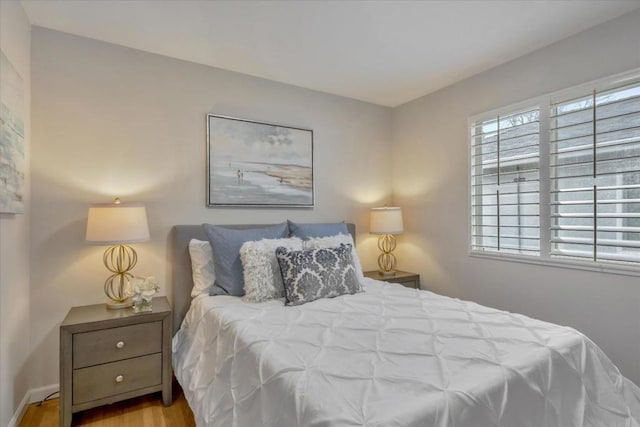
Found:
[203,223,288,296]
[287,220,348,239]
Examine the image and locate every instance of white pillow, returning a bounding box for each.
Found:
[302,233,365,283]
[240,237,303,303]
[188,239,216,298]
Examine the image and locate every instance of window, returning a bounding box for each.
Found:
[470,69,640,273]
[471,108,540,255]
[550,82,640,264]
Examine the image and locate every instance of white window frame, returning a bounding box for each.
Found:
[470,104,542,255]
[468,67,640,277]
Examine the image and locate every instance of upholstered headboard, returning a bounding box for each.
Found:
[170,223,356,334]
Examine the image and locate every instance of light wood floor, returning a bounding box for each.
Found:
[20,380,195,427]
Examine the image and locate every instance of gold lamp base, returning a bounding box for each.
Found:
[106,299,133,310]
[377,269,397,278]
[377,234,398,276]
[103,244,137,310]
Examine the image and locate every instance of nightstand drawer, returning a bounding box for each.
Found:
[73,321,162,368]
[72,353,162,404]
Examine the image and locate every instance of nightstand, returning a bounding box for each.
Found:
[60,297,172,427]
[364,270,420,289]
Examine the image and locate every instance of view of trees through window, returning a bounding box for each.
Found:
[471,74,640,268]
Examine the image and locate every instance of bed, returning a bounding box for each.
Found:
[170,224,640,427]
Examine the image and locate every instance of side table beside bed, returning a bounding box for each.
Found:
[363,269,420,289]
[59,296,172,427]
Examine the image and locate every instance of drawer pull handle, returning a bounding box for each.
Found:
[115,375,124,383]
[116,341,125,349]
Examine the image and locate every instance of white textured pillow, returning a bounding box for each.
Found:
[240,237,303,303]
[188,239,216,298]
[302,233,365,283]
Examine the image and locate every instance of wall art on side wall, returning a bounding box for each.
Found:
[207,114,314,207]
[0,50,25,214]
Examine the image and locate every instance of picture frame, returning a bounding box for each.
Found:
[0,51,26,214]
[206,114,314,207]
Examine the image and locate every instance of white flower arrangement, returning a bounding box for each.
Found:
[125,276,159,313]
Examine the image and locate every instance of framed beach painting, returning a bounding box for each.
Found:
[206,114,314,207]
[0,51,25,214]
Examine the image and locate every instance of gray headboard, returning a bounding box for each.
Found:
[170,223,356,334]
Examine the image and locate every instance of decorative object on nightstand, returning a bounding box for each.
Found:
[86,198,150,309]
[364,270,420,289]
[59,296,173,427]
[126,276,160,313]
[370,206,404,277]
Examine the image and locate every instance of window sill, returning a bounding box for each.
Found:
[468,250,640,278]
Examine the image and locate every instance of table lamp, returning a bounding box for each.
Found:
[86,198,150,309]
[370,206,404,277]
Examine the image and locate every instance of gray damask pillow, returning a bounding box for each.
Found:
[276,244,363,306]
[302,233,365,286]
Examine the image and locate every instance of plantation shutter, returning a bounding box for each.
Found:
[550,80,640,264]
[470,108,541,255]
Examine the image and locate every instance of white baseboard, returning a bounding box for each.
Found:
[8,383,59,427]
[7,392,29,427]
[28,383,59,404]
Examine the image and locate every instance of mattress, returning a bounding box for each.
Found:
[173,278,640,427]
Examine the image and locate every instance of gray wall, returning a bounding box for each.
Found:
[0,1,31,425]
[30,27,392,388]
[392,10,640,385]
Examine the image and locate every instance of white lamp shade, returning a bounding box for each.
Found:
[86,203,150,245]
[370,206,404,235]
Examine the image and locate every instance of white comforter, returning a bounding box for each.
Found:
[173,279,640,427]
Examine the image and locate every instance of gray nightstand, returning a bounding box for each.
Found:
[364,270,420,289]
[60,297,172,427]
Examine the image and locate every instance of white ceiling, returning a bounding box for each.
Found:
[20,0,640,107]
